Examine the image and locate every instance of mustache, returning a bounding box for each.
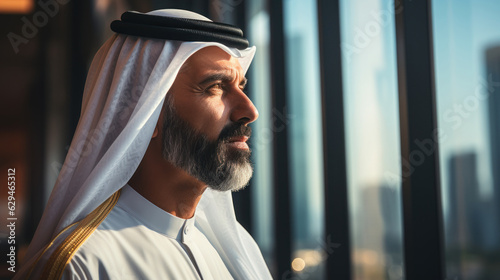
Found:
[218,123,252,142]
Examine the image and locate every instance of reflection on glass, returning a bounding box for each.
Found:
[432,0,500,278]
[283,0,325,279]
[339,0,405,279]
[246,0,275,275]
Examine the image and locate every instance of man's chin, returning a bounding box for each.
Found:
[206,162,253,192]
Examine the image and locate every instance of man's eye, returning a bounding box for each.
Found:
[205,83,224,94]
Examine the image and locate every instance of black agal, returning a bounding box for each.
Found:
[111,11,249,50]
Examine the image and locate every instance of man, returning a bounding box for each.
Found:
[15,9,271,279]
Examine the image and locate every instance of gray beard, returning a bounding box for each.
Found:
[160,96,253,192]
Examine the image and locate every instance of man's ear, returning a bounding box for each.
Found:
[152,110,162,139]
[152,125,159,138]
[153,94,170,139]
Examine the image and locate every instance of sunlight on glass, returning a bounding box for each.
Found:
[339,0,405,279]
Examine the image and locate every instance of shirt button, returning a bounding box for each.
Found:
[184,226,189,235]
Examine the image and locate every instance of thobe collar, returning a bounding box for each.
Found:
[118,184,196,241]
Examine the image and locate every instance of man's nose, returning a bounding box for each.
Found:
[229,88,259,125]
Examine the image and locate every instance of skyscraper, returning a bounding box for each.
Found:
[486,45,500,250]
[446,152,481,249]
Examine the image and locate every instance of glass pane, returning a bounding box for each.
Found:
[283,0,325,279]
[339,0,405,279]
[246,0,275,275]
[431,0,500,278]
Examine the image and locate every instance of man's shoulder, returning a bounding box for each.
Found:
[61,205,140,279]
[70,204,147,258]
[63,205,195,279]
[61,205,160,279]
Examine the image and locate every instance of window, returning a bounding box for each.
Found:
[432,0,500,278]
[283,0,325,278]
[339,0,405,278]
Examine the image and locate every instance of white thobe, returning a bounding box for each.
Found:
[62,185,234,280]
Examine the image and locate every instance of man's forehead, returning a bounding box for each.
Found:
[181,46,243,74]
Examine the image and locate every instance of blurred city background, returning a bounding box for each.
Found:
[1,0,499,279]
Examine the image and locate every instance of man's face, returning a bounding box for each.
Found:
[161,46,259,192]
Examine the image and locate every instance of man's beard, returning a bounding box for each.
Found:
[161,97,253,192]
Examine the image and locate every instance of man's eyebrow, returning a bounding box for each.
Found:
[199,72,247,87]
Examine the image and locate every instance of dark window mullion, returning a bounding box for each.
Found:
[394,1,445,279]
[317,0,352,279]
[269,0,292,278]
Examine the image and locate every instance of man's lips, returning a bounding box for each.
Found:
[226,136,249,150]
